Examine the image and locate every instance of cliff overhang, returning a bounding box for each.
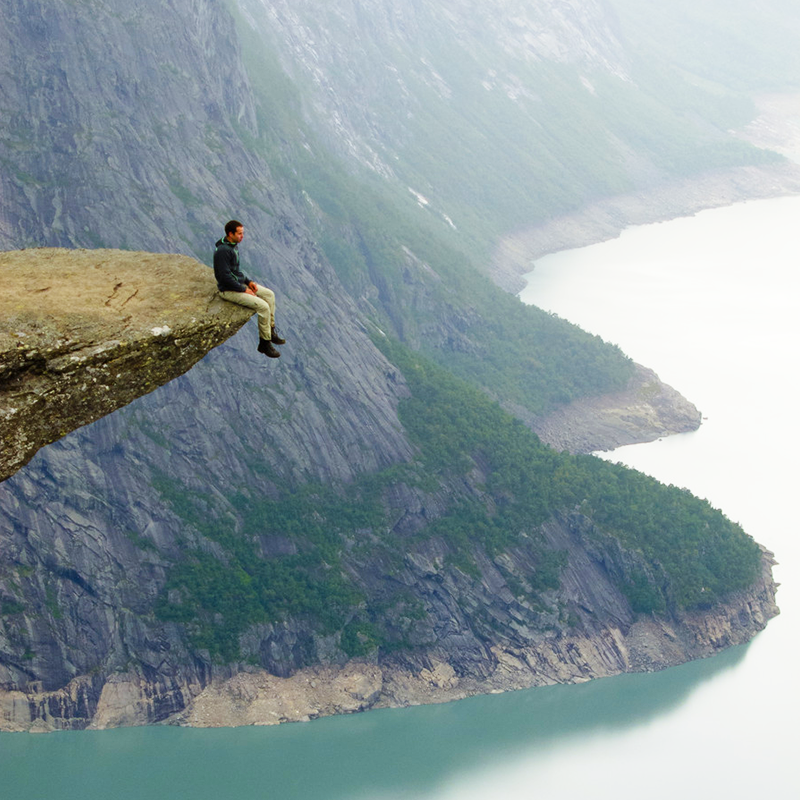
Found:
[0,248,251,482]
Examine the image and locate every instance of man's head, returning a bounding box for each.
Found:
[224,219,244,244]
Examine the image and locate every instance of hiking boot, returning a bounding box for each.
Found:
[258,338,281,358]
[271,326,286,345]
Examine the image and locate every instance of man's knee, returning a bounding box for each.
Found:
[256,286,275,304]
[251,296,271,313]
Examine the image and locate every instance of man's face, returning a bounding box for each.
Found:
[228,226,244,244]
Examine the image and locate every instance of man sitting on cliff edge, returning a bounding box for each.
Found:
[214,219,286,359]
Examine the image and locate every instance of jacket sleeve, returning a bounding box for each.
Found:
[213,247,248,292]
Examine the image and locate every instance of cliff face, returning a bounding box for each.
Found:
[0,0,256,252]
[239,0,629,179]
[0,505,777,732]
[0,0,784,731]
[0,0,421,724]
[0,0,418,483]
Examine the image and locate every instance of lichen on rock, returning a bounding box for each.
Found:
[0,248,252,482]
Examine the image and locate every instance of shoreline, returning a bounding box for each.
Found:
[530,362,702,454]
[491,161,800,294]
[182,548,779,729]
[499,100,800,449]
[1,548,776,732]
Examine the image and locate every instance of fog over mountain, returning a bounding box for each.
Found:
[0,0,795,730]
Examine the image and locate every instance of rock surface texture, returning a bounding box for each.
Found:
[0,249,251,481]
[0,515,778,732]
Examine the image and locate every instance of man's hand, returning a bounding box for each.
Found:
[244,286,256,296]
[248,281,258,292]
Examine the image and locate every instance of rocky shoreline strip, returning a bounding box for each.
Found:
[531,362,702,454]
[0,547,776,732]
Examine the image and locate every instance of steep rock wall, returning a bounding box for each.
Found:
[0,509,777,732]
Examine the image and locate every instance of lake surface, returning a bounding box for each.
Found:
[2,197,798,799]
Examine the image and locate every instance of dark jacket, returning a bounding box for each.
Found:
[213,237,251,292]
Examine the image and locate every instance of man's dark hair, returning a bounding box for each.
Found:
[224,219,243,236]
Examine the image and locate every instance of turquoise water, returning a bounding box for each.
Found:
[0,646,752,800]
[2,196,798,799]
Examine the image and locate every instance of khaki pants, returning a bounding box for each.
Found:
[219,284,276,341]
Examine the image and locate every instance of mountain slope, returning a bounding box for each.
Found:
[0,0,786,730]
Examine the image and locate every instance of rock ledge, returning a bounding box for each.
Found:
[0,248,251,481]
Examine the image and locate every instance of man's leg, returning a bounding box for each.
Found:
[253,284,285,344]
[219,291,280,357]
[253,285,275,328]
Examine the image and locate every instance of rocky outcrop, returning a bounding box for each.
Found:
[530,363,702,454]
[0,248,251,482]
